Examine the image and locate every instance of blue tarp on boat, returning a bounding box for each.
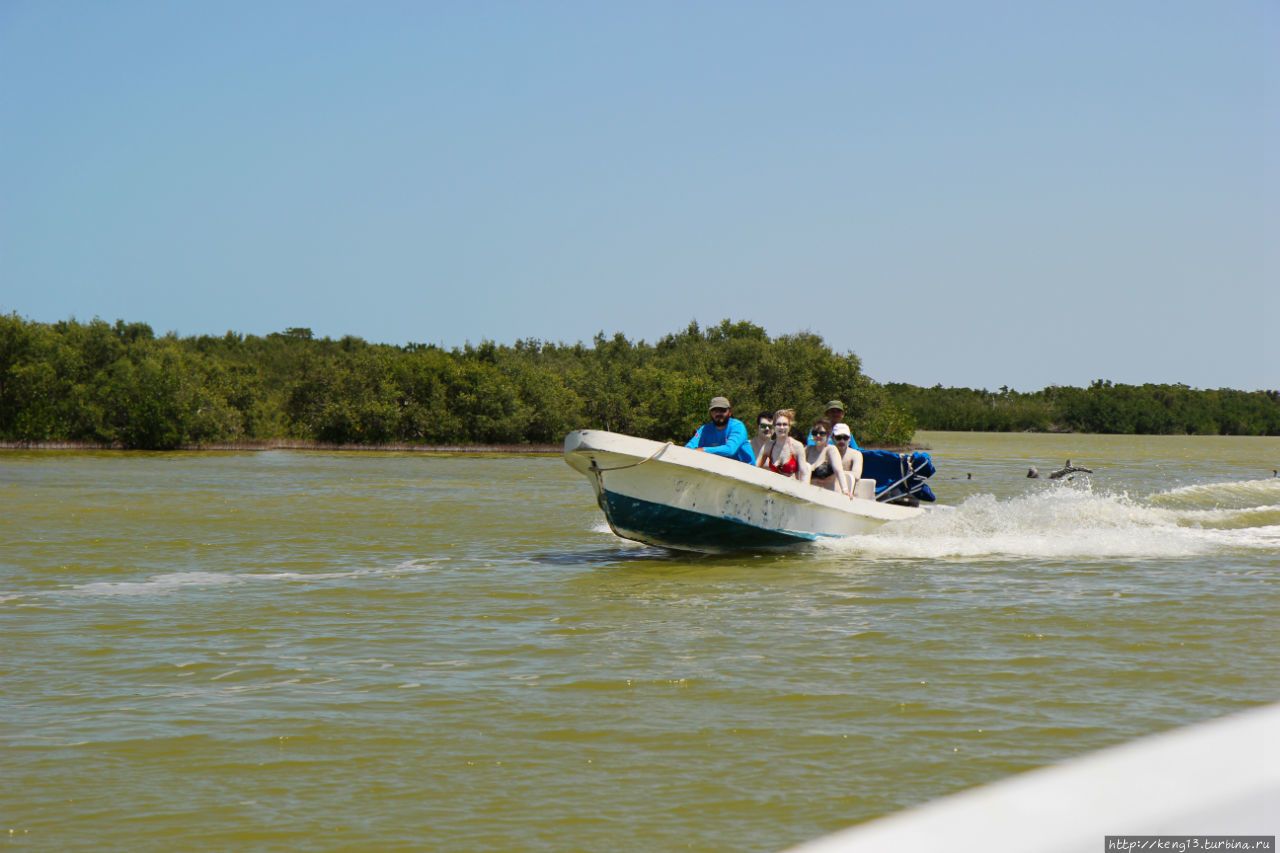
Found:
[860,450,936,503]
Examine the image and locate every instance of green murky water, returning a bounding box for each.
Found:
[3,432,1278,851]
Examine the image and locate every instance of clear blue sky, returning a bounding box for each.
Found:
[2,1,1275,391]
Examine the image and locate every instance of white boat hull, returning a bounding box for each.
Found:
[563,429,923,552]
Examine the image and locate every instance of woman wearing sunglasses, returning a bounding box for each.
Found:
[756,409,810,482]
[805,419,852,496]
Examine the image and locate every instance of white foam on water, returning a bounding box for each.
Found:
[590,520,659,550]
[1171,505,1280,530]
[1149,477,1280,509]
[65,559,440,599]
[71,571,243,597]
[820,481,1280,561]
[240,569,371,582]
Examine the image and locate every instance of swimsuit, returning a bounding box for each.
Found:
[811,460,834,479]
[766,440,799,475]
[769,455,799,475]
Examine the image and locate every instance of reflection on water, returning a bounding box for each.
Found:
[2,434,1278,852]
[530,543,687,567]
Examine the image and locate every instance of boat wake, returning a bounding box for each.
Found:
[14,561,445,602]
[818,478,1280,561]
[1147,477,1280,510]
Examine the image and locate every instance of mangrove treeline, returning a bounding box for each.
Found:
[0,315,912,449]
[2,314,1276,450]
[886,382,1280,436]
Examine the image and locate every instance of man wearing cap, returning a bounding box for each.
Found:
[808,400,860,449]
[831,422,864,493]
[685,396,755,463]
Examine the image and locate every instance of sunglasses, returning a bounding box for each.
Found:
[833,435,850,442]
[812,431,828,437]
[758,423,772,430]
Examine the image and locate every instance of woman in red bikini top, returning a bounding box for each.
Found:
[755,409,808,481]
[771,454,799,475]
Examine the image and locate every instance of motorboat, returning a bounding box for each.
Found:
[563,429,936,553]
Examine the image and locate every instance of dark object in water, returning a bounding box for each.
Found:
[1049,459,1093,480]
[1027,467,1041,479]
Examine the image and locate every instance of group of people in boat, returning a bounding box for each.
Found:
[685,396,866,499]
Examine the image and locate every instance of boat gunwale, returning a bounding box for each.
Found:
[564,429,922,521]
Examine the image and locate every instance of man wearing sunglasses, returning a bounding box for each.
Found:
[750,411,774,458]
[685,396,755,464]
[831,422,864,495]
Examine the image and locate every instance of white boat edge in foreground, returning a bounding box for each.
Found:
[563,429,924,552]
[780,701,1280,853]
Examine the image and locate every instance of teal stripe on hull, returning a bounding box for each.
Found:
[601,490,812,551]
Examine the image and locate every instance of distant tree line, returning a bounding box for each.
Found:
[5,315,1274,450]
[0,314,913,449]
[885,382,1280,435]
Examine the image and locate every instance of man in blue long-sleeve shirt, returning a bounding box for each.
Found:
[685,396,756,463]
